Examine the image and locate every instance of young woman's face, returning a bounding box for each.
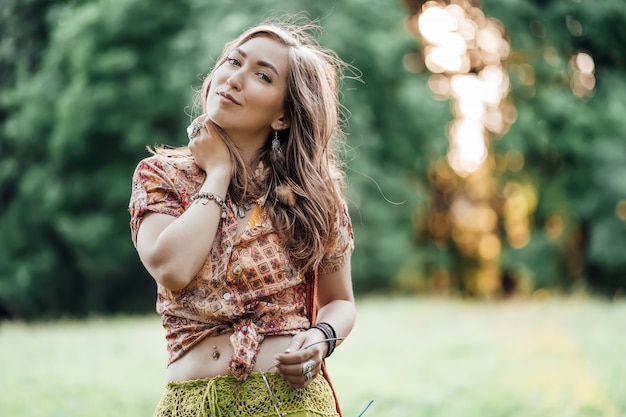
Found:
[206,36,289,141]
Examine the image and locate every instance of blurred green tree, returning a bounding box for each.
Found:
[401,0,626,297]
[2,0,623,318]
[1,0,192,317]
[487,0,626,295]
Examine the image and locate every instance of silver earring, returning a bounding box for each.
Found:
[272,131,282,153]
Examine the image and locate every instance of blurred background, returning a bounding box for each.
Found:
[2,1,626,416]
[1,0,625,320]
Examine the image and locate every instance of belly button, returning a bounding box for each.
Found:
[212,345,220,360]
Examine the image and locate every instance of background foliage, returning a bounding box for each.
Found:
[483,0,626,296]
[1,0,624,319]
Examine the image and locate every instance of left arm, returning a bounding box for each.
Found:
[273,262,355,388]
[314,261,356,353]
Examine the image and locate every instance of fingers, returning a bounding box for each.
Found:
[187,115,216,143]
[275,357,319,375]
[274,359,320,389]
[186,118,202,142]
[187,115,232,174]
[273,332,325,389]
[282,335,305,354]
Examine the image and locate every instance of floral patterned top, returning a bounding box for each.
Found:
[128,155,354,380]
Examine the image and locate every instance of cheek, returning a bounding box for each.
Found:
[204,82,223,111]
[204,84,215,109]
[253,90,285,115]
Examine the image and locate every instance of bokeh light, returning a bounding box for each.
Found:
[570,51,595,97]
[409,0,513,177]
[405,0,521,296]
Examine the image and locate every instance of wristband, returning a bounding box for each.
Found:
[310,322,338,358]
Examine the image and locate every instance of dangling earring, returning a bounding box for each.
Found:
[271,131,282,153]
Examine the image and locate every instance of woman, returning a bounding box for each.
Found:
[129,17,355,417]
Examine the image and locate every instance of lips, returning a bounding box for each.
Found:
[218,91,240,105]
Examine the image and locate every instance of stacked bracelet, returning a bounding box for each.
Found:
[310,322,338,358]
[191,192,228,218]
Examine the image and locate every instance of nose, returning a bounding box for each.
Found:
[226,70,242,90]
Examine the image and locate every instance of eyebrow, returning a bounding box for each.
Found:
[233,48,280,77]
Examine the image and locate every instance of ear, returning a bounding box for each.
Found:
[271,114,290,131]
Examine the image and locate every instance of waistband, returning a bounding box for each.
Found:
[154,372,339,417]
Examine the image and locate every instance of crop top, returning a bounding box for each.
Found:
[128,155,354,380]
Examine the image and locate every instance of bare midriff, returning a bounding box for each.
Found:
[166,333,294,382]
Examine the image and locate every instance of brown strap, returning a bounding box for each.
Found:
[305,269,343,416]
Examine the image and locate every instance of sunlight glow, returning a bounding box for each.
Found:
[448,120,487,175]
[418,5,458,43]
[570,51,596,97]
[405,0,522,296]
[576,52,594,74]
[412,0,513,176]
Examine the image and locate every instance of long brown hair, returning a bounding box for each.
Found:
[164,18,351,273]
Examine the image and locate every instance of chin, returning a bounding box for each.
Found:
[205,109,226,128]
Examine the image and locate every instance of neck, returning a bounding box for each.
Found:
[238,146,261,166]
[227,129,270,166]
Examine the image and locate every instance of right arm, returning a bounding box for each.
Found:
[135,118,232,291]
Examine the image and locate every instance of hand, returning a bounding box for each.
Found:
[272,329,327,389]
[187,115,232,177]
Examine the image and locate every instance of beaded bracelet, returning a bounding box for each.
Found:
[310,322,338,358]
[191,191,228,218]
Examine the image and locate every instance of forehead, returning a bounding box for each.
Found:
[235,36,290,75]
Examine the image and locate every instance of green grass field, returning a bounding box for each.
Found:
[2,296,625,417]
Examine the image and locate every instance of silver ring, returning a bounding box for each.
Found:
[305,371,313,381]
[302,359,315,375]
[187,120,203,141]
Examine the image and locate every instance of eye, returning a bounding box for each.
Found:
[257,72,272,83]
[227,57,240,67]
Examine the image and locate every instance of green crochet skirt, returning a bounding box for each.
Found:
[153,372,339,417]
